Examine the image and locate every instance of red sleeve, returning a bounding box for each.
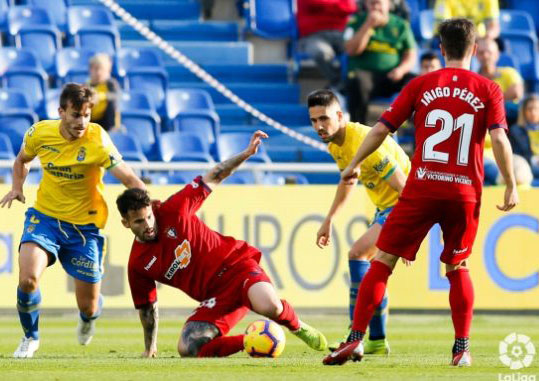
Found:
[128,260,157,309]
[379,79,417,132]
[161,176,212,217]
[486,82,508,131]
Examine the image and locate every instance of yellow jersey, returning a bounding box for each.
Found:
[22,120,122,229]
[492,67,523,102]
[434,0,499,37]
[328,122,411,210]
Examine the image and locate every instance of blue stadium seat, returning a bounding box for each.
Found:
[68,6,119,55]
[172,112,220,152]
[0,48,48,115]
[217,132,270,163]
[245,0,296,39]
[120,91,154,112]
[25,169,43,185]
[502,32,539,81]
[27,0,69,33]
[215,104,310,126]
[223,171,256,184]
[7,6,55,35]
[67,6,115,36]
[44,88,60,119]
[121,111,161,160]
[0,115,35,152]
[499,10,536,37]
[158,131,214,163]
[55,48,95,85]
[14,28,61,75]
[165,63,289,84]
[181,83,300,105]
[164,170,204,184]
[144,172,170,185]
[419,9,435,42]
[505,0,539,36]
[103,170,122,184]
[0,132,15,160]
[118,49,168,114]
[166,88,215,119]
[110,132,147,162]
[0,0,8,33]
[0,89,32,110]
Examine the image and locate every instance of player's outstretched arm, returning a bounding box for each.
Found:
[202,130,268,189]
[490,128,519,211]
[138,302,159,358]
[0,149,34,208]
[317,178,357,248]
[341,122,390,181]
[109,162,146,190]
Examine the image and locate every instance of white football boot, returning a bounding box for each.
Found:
[13,337,40,358]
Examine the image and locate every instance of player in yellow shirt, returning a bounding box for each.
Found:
[308,89,410,355]
[0,83,145,358]
[434,0,500,39]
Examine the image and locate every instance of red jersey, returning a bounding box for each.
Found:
[128,176,261,308]
[297,0,357,38]
[380,68,507,202]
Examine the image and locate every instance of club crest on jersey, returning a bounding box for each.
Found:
[164,239,191,280]
[166,228,177,239]
[77,147,86,162]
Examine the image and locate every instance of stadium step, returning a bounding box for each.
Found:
[215,104,310,126]
[165,64,291,84]
[119,20,239,42]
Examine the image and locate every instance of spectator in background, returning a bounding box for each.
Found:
[344,0,416,124]
[358,0,411,21]
[434,0,500,39]
[477,38,524,125]
[296,0,357,89]
[88,53,120,132]
[419,51,442,74]
[509,95,539,179]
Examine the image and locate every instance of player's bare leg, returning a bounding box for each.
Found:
[248,281,327,351]
[74,279,102,345]
[14,243,50,358]
[446,261,473,367]
[324,250,398,365]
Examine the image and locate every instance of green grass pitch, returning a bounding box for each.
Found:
[0,313,537,380]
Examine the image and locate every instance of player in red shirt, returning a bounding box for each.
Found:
[116,131,327,358]
[323,18,518,366]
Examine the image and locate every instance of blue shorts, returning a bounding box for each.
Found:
[20,208,105,283]
[370,206,394,227]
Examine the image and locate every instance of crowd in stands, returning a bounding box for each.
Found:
[297,0,539,186]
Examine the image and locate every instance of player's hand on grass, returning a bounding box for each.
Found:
[244,130,268,157]
[316,219,332,248]
[142,348,157,358]
[0,189,25,208]
[496,185,519,212]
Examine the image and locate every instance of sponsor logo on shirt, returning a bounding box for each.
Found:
[144,256,157,271]
[191,181,199,189]
[453,247,468,255]
[373,157,389,173]
[198,297,216,309]
[365,182,375,189]
[166,228,177,239]
[164,239,191,280]
[415,167,472,185]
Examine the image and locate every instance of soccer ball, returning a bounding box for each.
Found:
[244,319,286,358]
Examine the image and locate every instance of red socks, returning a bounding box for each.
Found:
[447,268,474,339]
[273,299,300,331]
[197,334,245,357]
[352,260,392,332]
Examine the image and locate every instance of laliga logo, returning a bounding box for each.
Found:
[499,333,536,370]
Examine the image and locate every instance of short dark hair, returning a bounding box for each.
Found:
[116,188,151,218]
[420,51,440,63]
[59,83,96,110]
[438,18,476,61]
[307,89,341,108]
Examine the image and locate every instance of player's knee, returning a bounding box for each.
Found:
[79,303,99,318]
[178,335,212,357]
[18,276,39,293]
[348,247,371,261]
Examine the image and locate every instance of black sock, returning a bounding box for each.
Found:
[347,330,364,343]
[452,337,470,353]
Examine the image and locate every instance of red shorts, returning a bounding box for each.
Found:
[186,258,272,335]
[376,197,481,265]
